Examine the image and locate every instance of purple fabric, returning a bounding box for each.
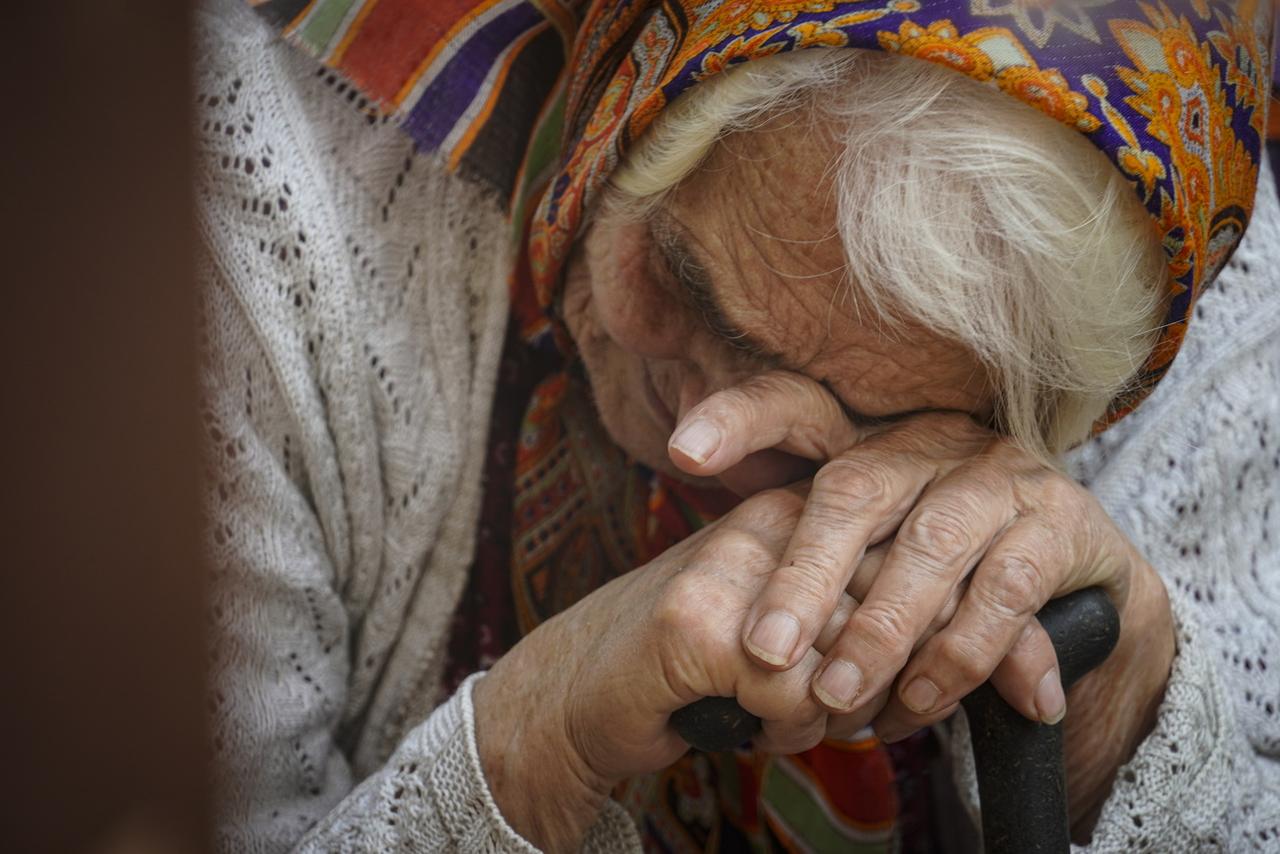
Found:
[401,2,547,151]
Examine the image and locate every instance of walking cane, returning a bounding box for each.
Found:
[670,587,1120,853]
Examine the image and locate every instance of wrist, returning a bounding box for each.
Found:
[473,656,612,850]
[1064,561,1174,836]
[1108,560,1176,742]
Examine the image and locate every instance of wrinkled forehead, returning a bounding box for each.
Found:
[665,120,844,281]
[656,121,983,399]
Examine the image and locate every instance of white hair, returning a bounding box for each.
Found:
[606,50,1166,461]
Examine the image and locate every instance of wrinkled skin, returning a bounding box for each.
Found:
[562,122,992,493]
[474,117,1174,848]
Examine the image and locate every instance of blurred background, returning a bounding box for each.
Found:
[0,4,1275,853]
[0,3,207,853]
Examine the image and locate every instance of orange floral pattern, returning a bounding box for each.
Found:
[878,18,1101,132]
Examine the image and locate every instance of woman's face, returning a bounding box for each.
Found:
[561,118,994,490]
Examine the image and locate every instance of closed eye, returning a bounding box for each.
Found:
[651,209,931,429]
[649,212,779,364]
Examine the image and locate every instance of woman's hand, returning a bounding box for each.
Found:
[667,371,1175,823]
[472,485,874,850]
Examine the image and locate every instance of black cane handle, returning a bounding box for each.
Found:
[960,586,1119,854]
[670,587,1119,853]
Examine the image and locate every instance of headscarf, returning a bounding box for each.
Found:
[261,0,1272,419]
[260,1,1274,849]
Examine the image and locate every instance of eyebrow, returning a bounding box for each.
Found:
[649,212,784,365]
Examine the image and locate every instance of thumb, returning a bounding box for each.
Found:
[668,371,862,476]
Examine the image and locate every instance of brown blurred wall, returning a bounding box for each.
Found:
[0,3,209,852]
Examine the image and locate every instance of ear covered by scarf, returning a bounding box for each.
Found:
[529,0,1274,429]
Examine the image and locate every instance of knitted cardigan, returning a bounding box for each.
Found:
[196,2,1280,850]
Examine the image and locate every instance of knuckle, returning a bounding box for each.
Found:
[850,603,913,661]
[936,633,994,687]
[900,505,974,564]
[812,457,892,507]
[654,573,699,630]
[700,528,771,570]
[777,551,843,609]
[976,555,1045,619]
[741,487,805,525]
[1037,474,1081,511]
[655,573,730,652]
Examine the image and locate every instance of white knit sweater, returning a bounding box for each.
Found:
[196,3,1280,850]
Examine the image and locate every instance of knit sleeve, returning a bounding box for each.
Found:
[296,673,641,853]
[201,259,638,852]
[1079,592,1280,853]
[195,4,643,847]
[1066,159,1280,851]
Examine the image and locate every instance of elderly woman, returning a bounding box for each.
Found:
[198,0,1278,850]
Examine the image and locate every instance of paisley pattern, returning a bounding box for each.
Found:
[529,0,1273,426]
[970,0,1114,48]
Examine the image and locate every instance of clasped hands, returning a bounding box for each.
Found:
[476,371,1174,849]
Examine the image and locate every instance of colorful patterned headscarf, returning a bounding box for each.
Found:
[260,1,1274,850]
[526,0,1274,425]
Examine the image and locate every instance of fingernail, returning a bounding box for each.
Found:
[670,419,721,465]
[814,660,862,711]
[1036,669,1066,725]
[901,677,940,714]
[745,611,800,667]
